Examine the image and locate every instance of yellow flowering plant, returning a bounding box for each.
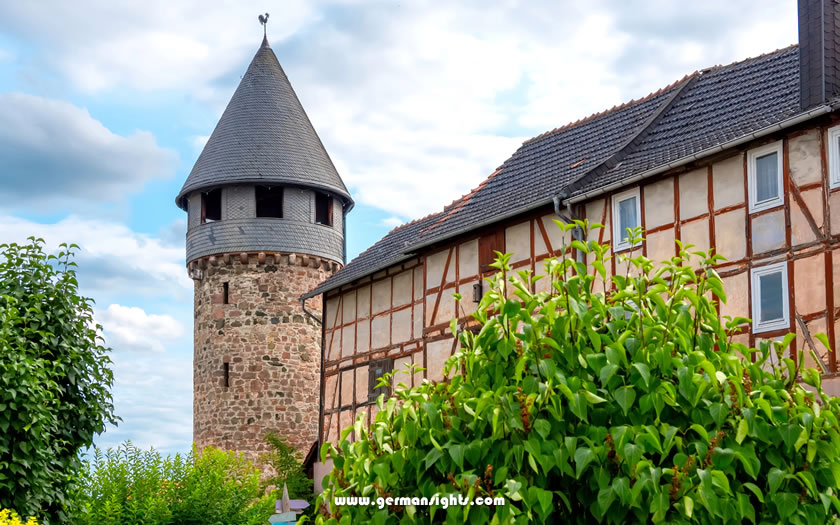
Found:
[0,509,37,525]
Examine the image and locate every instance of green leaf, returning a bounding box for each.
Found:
[736,418,748,445]
[448,444,465,470]
[633,363,650,389]
[614,386,636,416]
[575,447,595,479]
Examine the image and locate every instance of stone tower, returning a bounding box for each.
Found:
[175,34,353,461]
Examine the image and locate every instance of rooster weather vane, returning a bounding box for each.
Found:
[258,12,269,37]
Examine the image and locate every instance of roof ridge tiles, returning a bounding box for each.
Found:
[700,43,798,73]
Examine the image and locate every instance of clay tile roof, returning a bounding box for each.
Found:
[306,44,816,298]
[176,37,352,210]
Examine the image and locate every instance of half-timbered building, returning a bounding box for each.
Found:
[303,0,840,485]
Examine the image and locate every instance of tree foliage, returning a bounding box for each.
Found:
[263,432,313,502]
[0,239,118,522]
[315,223,840,524]
[75,443,275,525]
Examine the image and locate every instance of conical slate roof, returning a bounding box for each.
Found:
[176,36,353,209]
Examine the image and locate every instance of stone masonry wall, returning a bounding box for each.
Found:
[192,252,337,464]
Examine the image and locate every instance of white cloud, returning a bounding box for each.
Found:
[191,134,210,152]
[381,216,404,228]
[97,304,184,353]
[0,93,177,211]
[0,215,191,300]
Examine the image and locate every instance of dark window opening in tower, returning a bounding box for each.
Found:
[368,358,393,402]
[223,282,229,304]
[201,189,222,223]
[315,192,333,226]
[223,362,230,388]
[256,185,283,218]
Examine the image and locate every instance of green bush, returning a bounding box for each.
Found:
[0,239,117,522]
[315,223,840,524]
[75,442,275,525]
[263,432,313,502]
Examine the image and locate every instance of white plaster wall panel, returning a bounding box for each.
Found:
[679,168,708,220]
[645,228,675,263]
[830,192,840,235]
[356,319,370,354]
[712,154,745,211]
[791,188,824,246]
[719,272,749,322]
[284,188,312,222]
[341,325,356,358]
[679,219,710,255]
[414,266,424,298]
[425,295,436,326]
[436,289,458,324]
[357,285,371,319]
[340,369,354,407]
[426,249,451,290]
[371,315,390,349]
[457,281,480,316]
[342,290,356,321]
[413,303,424,339]
[506,221,531,263]
[585,199,606,232]
[795,254,826,315]
[372,278,391,315]
[225,185,255,220]
[458,240,479,278]
[355,365,369,404]
[833,248,840,310]
[751,210,786,254]
[338,410,352,441]
[327,330,341,361]
[392,271,413,307]
[789,129,822,186]
[714,210,747,261]
[325,297,340,329]
[426,340,451,381]
[541,214,569,253]
[392,307,412,344]
[325,374,338,410]
[643,177,674,229]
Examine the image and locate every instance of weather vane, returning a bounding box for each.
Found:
[258,12,269,38]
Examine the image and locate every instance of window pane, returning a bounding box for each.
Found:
[759,271,784,322]
[618,196,638,239]
[755,152,778,202]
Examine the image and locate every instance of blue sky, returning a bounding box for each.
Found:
[0,1,797,453]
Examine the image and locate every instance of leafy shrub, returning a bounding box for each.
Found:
[0,239,117,522]
[75,442,275,525]
[263,432,313,502]
[315,223,840,524]
[0,509,37,525]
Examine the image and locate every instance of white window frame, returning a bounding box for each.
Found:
[750,261,789,334]
[611,187,642,252]
[828,124,840,189]
[747,141,784,213]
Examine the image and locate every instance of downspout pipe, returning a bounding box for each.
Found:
[552,195,585,263]
[301,297,322,325]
